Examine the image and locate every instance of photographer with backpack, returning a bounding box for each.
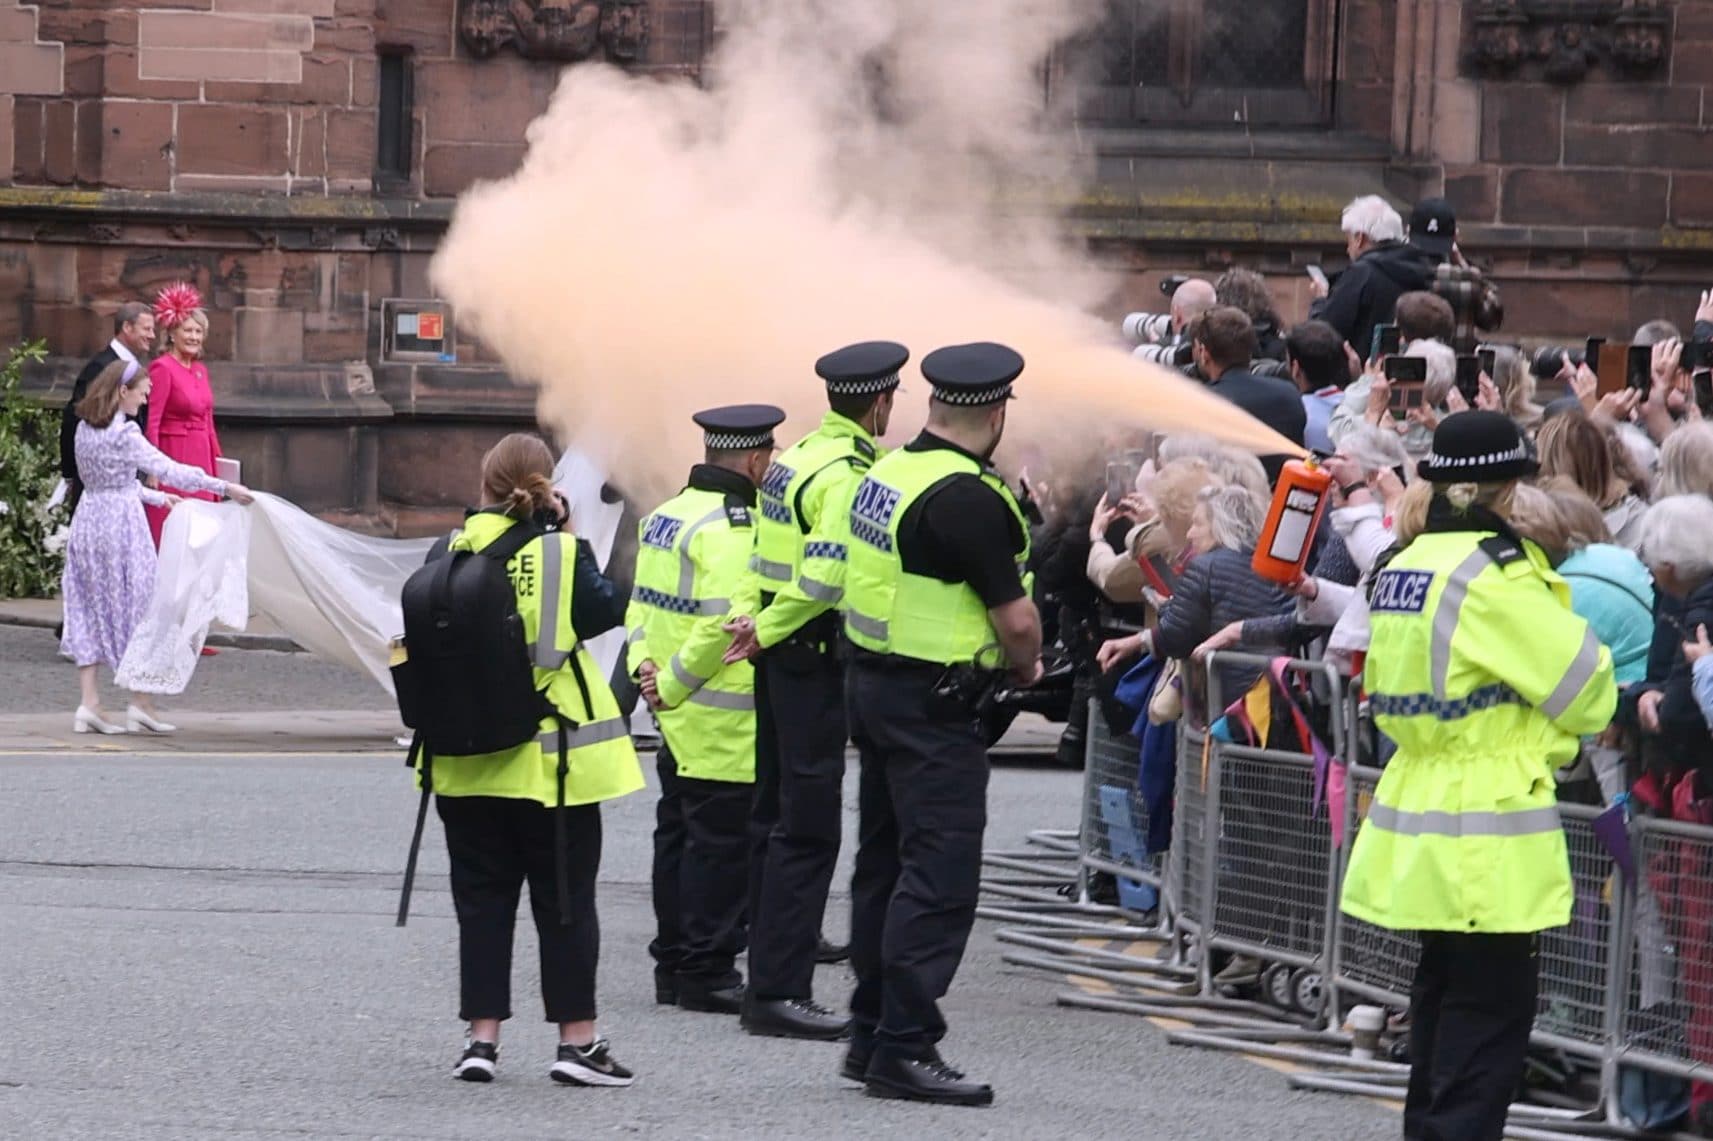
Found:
[394,433,645,1088]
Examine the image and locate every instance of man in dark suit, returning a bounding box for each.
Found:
[1190,306,1307,482]
[61,301,155,511]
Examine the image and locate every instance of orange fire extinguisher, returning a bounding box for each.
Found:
[1252,458,1333,585]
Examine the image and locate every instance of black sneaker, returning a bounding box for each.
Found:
[550,1039,635,1088]
[453,1040,498,1082]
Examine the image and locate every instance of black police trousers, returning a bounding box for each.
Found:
[747,641,848,1001]
[846,657,989,1055]
[436,795,603,1024]
[649,744,751,989]
[1404,931,1539,1141]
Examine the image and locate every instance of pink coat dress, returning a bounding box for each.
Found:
[144,354,222,546]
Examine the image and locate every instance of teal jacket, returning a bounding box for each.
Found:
[1558,543,1655,686]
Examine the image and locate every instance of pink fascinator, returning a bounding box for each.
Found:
[153,281,202,332]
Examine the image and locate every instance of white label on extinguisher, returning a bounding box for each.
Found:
[1268,498,1318,562]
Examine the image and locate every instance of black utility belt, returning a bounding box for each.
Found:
[848,648,959,675]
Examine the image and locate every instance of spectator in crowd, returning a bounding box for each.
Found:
[1215,268,1288,364]
[1656,421,1713,499]
[1188,307,1306,478]
[60,301,155,514]
[1329,338,1456,459]
[1510,480,1654,685]
[1086,457,1217,606]
[1634,319,1682,347]
[1130,278,1217,368]
[1486,345,1543,433]
[1409,197,1504,352]
[1536,411,1649,547]
[1284,320,1351,454]
[1309,195,1435,357]
[1629,495,1713,775]
[1395,291,1456,348]
[1156,432,1272,508]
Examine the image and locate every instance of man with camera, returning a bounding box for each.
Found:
[1309,195,1435,357]
[1190,307,1306,479]
[840,342,1042,1107]
[1127,276,1216,369]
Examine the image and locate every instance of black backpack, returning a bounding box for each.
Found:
[391,523,596,926]
[394,522,545,757]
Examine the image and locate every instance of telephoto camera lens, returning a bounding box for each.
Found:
[1123,312,1174,345]
[1530,345,1583,381]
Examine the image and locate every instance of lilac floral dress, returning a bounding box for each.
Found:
[61,415,228,670]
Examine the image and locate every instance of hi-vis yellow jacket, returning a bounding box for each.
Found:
[625,484,757,784]
[1341,527,1617,934]
[414,513,644,808]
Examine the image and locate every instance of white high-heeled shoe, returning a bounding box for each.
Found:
[126,705,177,734]
[74,705,127,735]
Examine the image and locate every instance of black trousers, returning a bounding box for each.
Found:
[747,642,848,1000]
[436,795,603,1024]
[846,658,989,1055]
[1404,931,1539,1141]
[649,744,751,987]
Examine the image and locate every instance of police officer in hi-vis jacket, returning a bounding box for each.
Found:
[627,405,785,1017]
[1343,411,1617,1141]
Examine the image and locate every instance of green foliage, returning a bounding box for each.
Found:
[0,340,67,598]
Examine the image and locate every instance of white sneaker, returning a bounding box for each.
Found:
[126,705,177,734]
[73,706,127,735]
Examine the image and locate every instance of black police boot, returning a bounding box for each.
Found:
[741,997,851,1041]
[864,1048,993,1107]
[815,936,850,964]
[840,1032,874,1084]
[676,978,745,1015]
[654,969,678,1007]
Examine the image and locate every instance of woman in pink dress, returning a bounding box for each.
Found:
[145,298,222,547]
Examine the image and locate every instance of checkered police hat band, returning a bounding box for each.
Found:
[931,383,1012,406]
[824,372,900,396]
[1422,442,1529,471]
[704,431,773,450]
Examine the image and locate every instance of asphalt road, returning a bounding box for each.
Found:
[0,629,1400,1139]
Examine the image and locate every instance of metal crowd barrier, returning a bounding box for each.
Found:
[978,647,1713,1135]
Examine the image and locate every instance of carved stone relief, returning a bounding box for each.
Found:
[1469,0,1670,83]
[457,0,650,64]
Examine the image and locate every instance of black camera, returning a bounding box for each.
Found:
[1132,339,1195,370]
[1531,345,1585,381]
[1160,273,1192,297]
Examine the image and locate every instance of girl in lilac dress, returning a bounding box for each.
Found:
[62,359,254,735]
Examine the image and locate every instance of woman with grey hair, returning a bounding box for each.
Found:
[1627,495,1713,774]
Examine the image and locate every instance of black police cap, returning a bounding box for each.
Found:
[692,404,787,451]
[814,341,909,397]
[920,342,1024,407]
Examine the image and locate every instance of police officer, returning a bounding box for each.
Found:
[840,343,1043,1106]
[722,342,904,1041]
[1342,411,1616,1141]
[626,405,785,1015]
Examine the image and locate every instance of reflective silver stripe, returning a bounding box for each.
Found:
[626,626,646,645]
[1539,626,1604,721]
[678,507,730,598]
[670,653,708,694]
[1366,802,1562,838]
[533,534,567,669]
[1430,549,1492,698]
[536,718,630,753]
[797,576,843,604]
[847,611,888,641]
[687,688,755,712]
[750,554,794,583]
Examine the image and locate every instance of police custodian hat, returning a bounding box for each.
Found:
[921,342,1024,406]
[693,404,787,451]
[815,341,908,397]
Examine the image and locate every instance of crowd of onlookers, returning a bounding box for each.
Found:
[1022,190,1713,989]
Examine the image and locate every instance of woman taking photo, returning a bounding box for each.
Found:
[145,283,223,547]
[418,433,644,1087]
[1341,411,1617,1141]
[62,359,253,734]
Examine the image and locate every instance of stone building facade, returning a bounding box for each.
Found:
[1,0,1709,531]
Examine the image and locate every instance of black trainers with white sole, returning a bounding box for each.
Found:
[550,1038,635,1087]
[454,1040,498,1082]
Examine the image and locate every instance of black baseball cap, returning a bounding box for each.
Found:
[1409,197,1456,257]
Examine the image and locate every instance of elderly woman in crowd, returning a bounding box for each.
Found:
[1086,456,1216,605]
[1656,420,1713,499]
[1333,339,1456,460]
[1486,344,1543,432]
[145,285,224,547]
[1536,411,1649,547]
[1627,495,1713,774]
